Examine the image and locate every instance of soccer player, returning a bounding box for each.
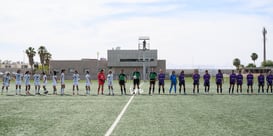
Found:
[149,68,157,95]
[33,71,41,95]
[52,71,58,95]
[85,71,91,95]
[72,70,80,95]
[42,72,48,94]
[97,69,106,95]
[258,72,265,94]
[60,69,65,96]
[1,72,10,95]
[158,69,165,94]
[266,71,273,94]
[192,70,200,94]
[216,69,224,94]
[203,70,210,94]
[107,70,114,96]
[132,68,141,94]
[236,70,243,94]
[229,70,236,94]
[15,69,22,95]
[246,71,254,94]
[24,71,31,95]
[118,69,127,95]
[169,71,177,94]
[179,70,186,94]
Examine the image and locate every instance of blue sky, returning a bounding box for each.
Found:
[0,0,273,69]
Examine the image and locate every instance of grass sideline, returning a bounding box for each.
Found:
[1,78,273,136]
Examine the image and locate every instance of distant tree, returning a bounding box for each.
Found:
[44,52,52,73]
[38,46,47,72]
[44,52,52,66]
[233,58,241,70]
[251,53,258,65]
[262,60,273,67]
[246,63,256,68]
[25,47,36,73]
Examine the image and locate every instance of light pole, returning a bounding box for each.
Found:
[263,27,267,63]
[138,36,150,81]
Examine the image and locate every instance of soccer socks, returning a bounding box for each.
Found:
[108,89,114,95]
[159,87,165,94]
[60,88,64,95]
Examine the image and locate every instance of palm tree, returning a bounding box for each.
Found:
[233,58,241,70]
[38,46,47,72]
[25,47,36,72]
[44,52,52,67]
[251,53,258,65]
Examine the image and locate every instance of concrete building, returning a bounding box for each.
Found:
[107,49,166,80]
[49,37,166,80]
[50,59,108,80]
[107,36,166,80]
[49,51,166,80]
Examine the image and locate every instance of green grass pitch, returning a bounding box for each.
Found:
[1,78,273,136]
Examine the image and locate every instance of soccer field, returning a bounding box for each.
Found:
[1,79,273,136]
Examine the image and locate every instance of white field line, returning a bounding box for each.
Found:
[105,81,145,136]
[104,95,135,136]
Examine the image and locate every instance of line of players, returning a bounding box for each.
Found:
[1,68,273,96]
[163,69,273,95]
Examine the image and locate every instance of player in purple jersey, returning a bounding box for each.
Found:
[266,71,273,94]
[179,70,186,94]
[216,69,224,94]
[258,71,265,94]
[246,71,254,94]
[236,70,243,94]
[158,69,165,94]
[203,70,210,94]
[229,70,236,94]
[192,70,200,94]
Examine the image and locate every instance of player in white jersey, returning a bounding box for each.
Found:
[52,71,58,95]
[33,71,41,95]
[107,70,114,96]
[1,72,10,95]
[15,69,23,95]
[85,71,91,95]
[42,72,48,94]
[72,70,80,95]
[60,69,65,95]
[24,71,31,95]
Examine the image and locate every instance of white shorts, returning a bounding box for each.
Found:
[3,82,9,87]
[108,81,113,86]
[86,82,90,86]
[16,81,21,85]
[73,82,78,86]
[34,82,40,86]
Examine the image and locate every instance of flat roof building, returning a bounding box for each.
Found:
[49,37,166,80]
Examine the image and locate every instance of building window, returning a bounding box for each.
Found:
[120,59,154,62]
[68,68,75,73]
[83,68,90,73]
